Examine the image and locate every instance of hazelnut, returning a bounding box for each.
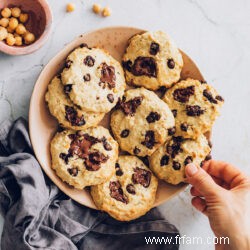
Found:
[24,32,35,44]
[15,36,22,46]
[8,17,19,30]
[102,7,111,17]
[11,7,21,18]
[66,3,75,12]
[0,27,8,41]
[1,8,11,18]
[15,24,26,35]
[6,34,16,46]
[92,4,101,14]
[0,18,9,28]
[19,13,29,23]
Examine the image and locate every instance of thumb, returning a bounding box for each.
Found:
[185,163,222,197]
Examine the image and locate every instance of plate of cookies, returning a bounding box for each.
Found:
[29,26,224,221]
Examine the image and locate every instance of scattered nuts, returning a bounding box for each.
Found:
[1,8,11,18]
[0,18,9,28]
[66,3,75,12]
[11,7,21,18]
[0,27,8,41]
[102,7,111,17]
[92,4,101,14]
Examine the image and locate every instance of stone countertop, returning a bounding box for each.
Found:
[0,0,250,249]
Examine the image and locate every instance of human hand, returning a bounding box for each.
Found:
[185,160,250,250]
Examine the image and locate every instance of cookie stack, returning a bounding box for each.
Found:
[46,31,224,221]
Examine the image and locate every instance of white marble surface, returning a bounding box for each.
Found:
[1,0,250,249]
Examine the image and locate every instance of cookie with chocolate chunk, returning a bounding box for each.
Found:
[149,134,210,185]
[61,46,126,113]
[122,31,183,90]
[45,76,105,130]
[111,88,175,157]
[163,78,224,139]
[50,126,118,189]
[91,156,158,221]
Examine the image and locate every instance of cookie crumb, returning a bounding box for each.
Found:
[66,3,75,12]
[92,4,101,14]
[102,7,111,17]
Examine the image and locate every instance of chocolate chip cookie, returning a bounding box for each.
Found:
[91,155,158,221]
[50,126,118,189]
[45,76,105,130]
[111,88,175,157]
[163,78,224,139]
[122,31,183,90]
[61,46,126,113]
[149,134,211,184]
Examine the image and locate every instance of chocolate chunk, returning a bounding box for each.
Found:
[67,167,78,177]
[141,130,155,149]
[160,155,169,166]
[200,80,207,84]
[203,89,218,104]
[107,94,114,103]
[120,129,130,138]
[140,156,149,166]
[173,86,195,103]
[109,181,128,204]
[126,184,136,195]
[59,153,70,164]
[132,167,151,188]
[159,86,167,95]
[122,60,132,72]
[168,127,176,136]
[85,151,109,171]
[116,169,123,176]
[79,43,88,48]
[167,59,175,69]
[115,163,120,169]
[184,156,193,165]
[166,136,183,158]
[65,60,73,68]
[215,95,224,102]
[172,161,181,170]
[131,57,157,77]
[146,112,161,123]
[205,154,212,161]
[64,84,73,94]
[119,96,143,116]
[65,106,85,126]
[84,56,95,67]
[100,63,116,89]
[150,42,160,55]
[180,123,188,132]
[133,147,141,155]
[102,138,112,151]
[172,109,177,117]
[83,73,91,81]
[186,105,205,116]
[57,124,65,133]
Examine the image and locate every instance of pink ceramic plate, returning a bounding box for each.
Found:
[29,26,205,209]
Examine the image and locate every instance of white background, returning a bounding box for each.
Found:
[0,0,250,249]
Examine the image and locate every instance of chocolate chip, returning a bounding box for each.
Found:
[180,123,188,131]
[146,112,161,123]
[67,167,78,176]
[79,43,88,48]
[65,106,85,126]
[166,136,183,158]
[116,169,123,176]
[172,161,181,170]
[173,86,195,103]
[184,156,193,165]
[65,60,73,68]
[186,105,205,116]
[215,95,224,102]
[160,155,169,166]
[57,124,65,132]
[172,109,177,118]
[107,94,114,103]
[101,138,112,151]
[131,57,157,77]
[84,56,95,67]
[140,156,149,166]
[122,60,132,72]
[167,59,175,69]
[59,153,70,164]
[141,130,155,149]
[133,147,141,155]
[205,154,212,161]
[64,84,73,94]
[121,129,130,138]
[115,163,120,169]
[83,73,91,81]
[203,89,218,104]
[119,96,143,116]
[126,184,136,195]
[158,86,167,95]
[132,167,151,188]
[57,74,62,79]
[200,161,204,167]
[168,127,176,136]
[208,140,213,148]
[150,42,160,55]
[100,63,116,89]
[85,151,109,171]
[200,80,207,84]
[109,181,128,204]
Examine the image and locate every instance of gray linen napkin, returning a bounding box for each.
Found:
[0,118,180,250]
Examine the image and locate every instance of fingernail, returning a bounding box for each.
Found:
[186,163,198,177]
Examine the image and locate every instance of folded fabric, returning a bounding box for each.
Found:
[0,118,180,250]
